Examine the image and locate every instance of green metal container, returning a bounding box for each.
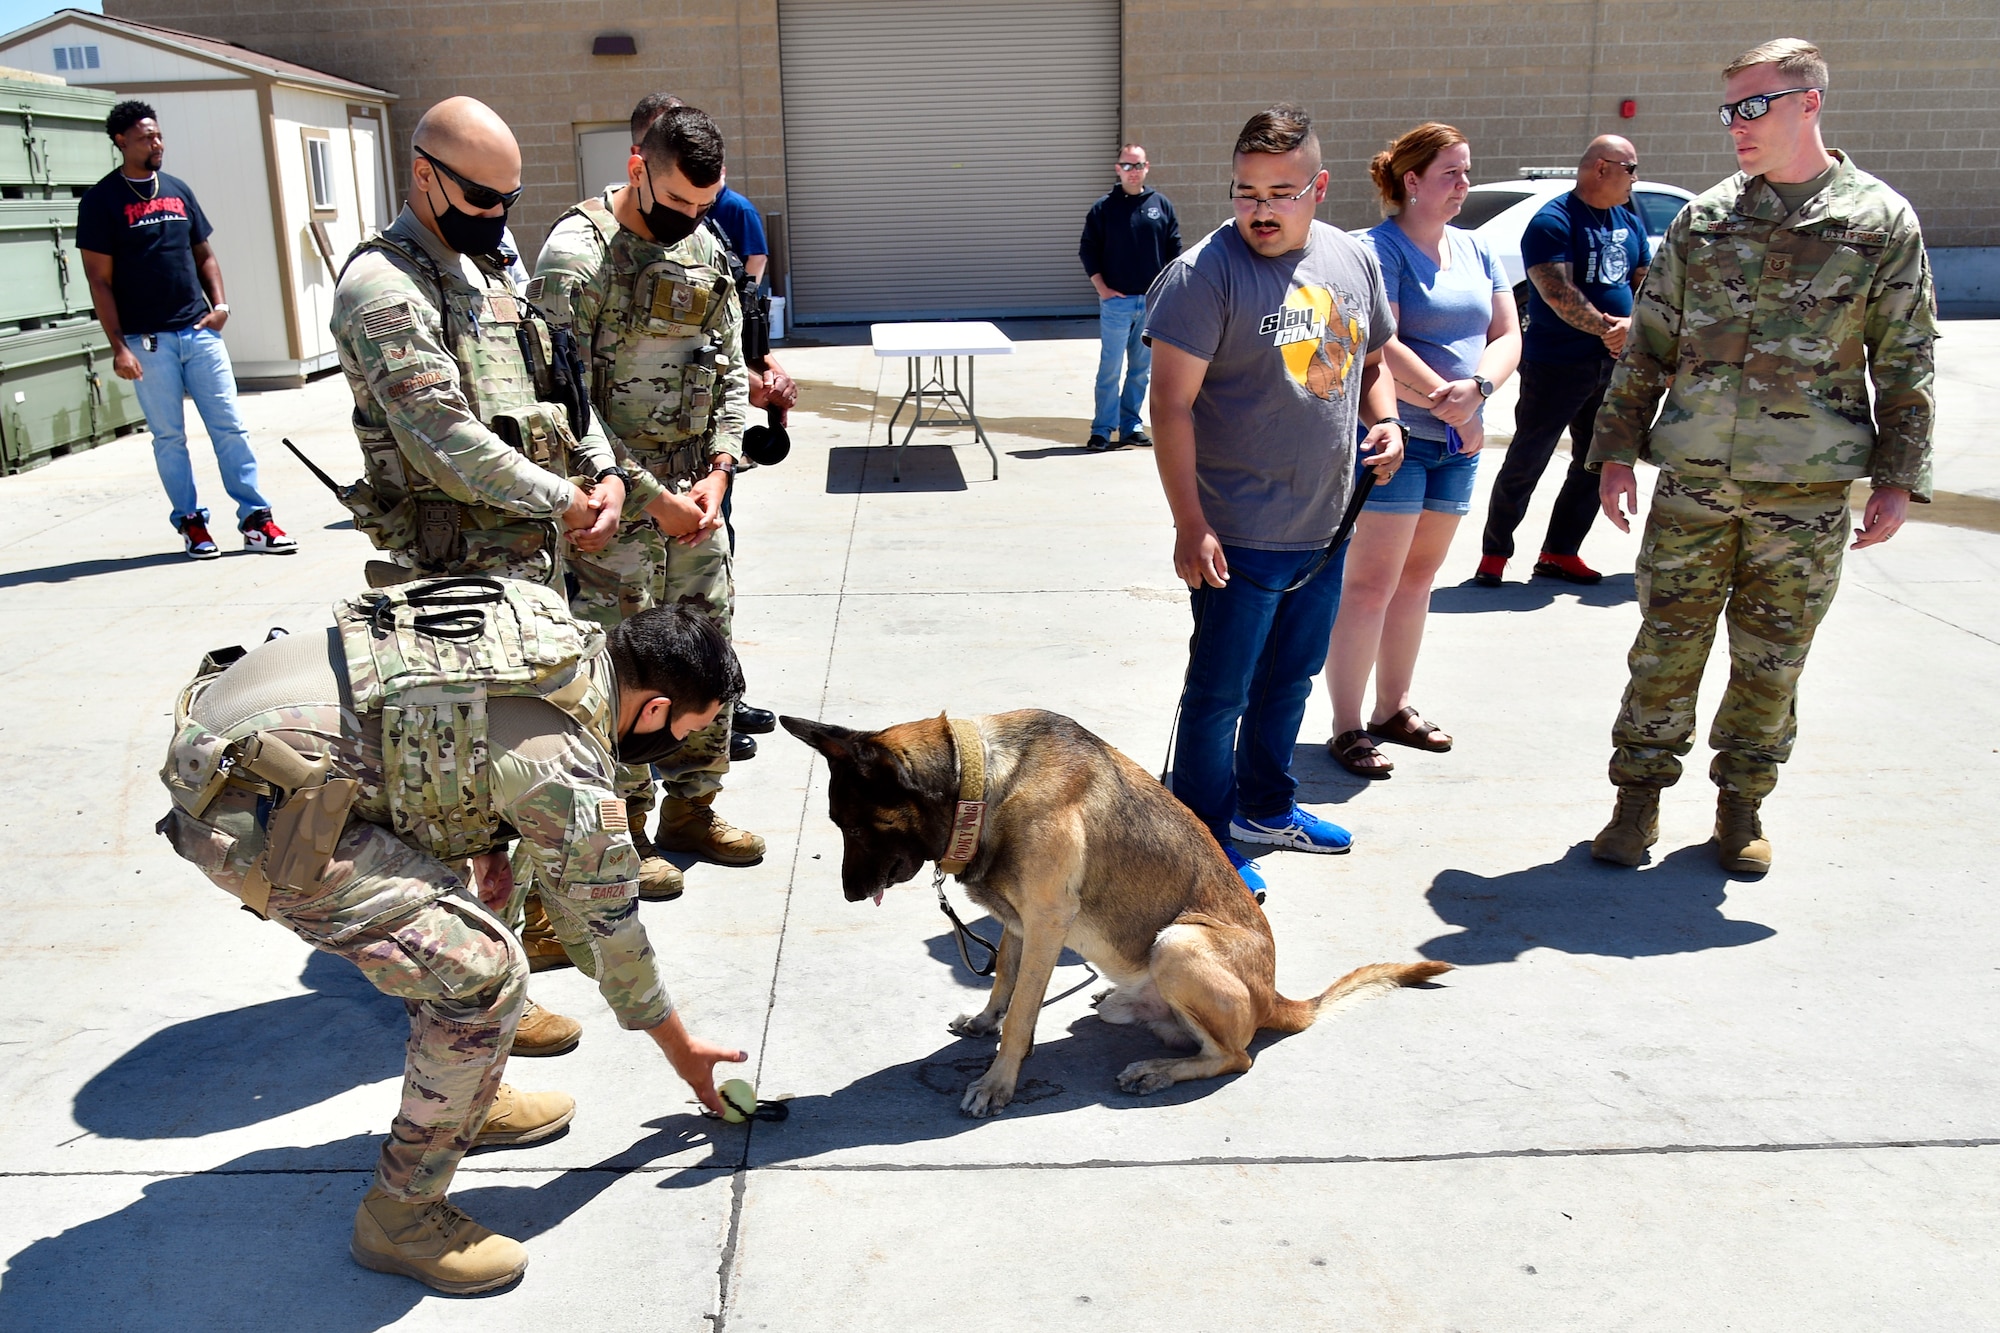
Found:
[0,320,146,475]
[0,198,93,326]
[0,76,117,191]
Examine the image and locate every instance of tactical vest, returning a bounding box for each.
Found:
[162,579,617,914]
[339,234,585,576]
[536,196,733,483]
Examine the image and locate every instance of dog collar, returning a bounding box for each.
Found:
[938,714,986,876]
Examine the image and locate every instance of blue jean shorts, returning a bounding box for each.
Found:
[1363,434,1479,516]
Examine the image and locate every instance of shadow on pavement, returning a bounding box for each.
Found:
[0,1121,722,1331]
[825,444,967,493]
[0,551,192,588]
[1417,841,1775,965]
[73,950,405,1139]
[1428,572,1636,613]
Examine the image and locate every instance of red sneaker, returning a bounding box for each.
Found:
[1533,551,1603,584]
[1472,554,1505,587]
[241,509,297,554]
[179,516,220,560]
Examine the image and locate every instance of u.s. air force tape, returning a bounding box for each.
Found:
[359,302,416,340]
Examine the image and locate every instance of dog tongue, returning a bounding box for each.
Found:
[873,888,884,906]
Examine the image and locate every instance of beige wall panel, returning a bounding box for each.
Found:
[106,0,789,260]
[0,20,250,84]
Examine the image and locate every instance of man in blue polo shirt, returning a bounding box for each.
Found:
[78,101,293,560]
[1473,135,1646,587]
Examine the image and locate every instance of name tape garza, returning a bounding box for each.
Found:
[386,369,451,399]
[944,800,986,865]
[360,302,417,340]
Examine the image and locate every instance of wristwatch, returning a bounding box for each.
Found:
[211,303,229,315]
[593,466,631,485]
[708,458,736,477]
[1472,374,1494,398]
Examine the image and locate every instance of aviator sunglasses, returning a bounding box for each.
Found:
[1717,87,1820,127]
[415,146,525,211]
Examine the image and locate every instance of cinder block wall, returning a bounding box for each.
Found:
[107,0,787,257]
[1123,0,2000,248]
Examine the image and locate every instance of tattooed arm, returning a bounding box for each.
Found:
[1528,260,1629,355]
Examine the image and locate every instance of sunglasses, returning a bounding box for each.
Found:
[415,146,524,211]
[1717,87,1819,127]
[1116,162,1147,170]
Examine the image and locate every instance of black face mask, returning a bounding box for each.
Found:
[426,180,509,255]
[640,174,703,246]
[617,714,687,767]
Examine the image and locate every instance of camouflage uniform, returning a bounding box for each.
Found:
[1588,151,1936,796]
[329,207,621,587]
[157,580,671,1201]
[532,192,746,803]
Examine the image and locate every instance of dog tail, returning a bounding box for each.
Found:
[1264,961,1452,1034]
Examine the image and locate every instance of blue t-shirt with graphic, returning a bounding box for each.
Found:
[1520,193,1649,364]
[1361,220,1507,440]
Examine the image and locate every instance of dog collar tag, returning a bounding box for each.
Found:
[943,799,986,870]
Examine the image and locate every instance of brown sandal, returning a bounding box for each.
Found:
[1329,730,1394,779]
[1369,706,1452,752]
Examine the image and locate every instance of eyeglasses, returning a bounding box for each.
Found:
[415,147,524,211]
[1229,174,1323,214]
[1610,161,1639,176]
[1116,162,1147,170]
[1717,87,1820,127]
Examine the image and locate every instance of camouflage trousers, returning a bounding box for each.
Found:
[1609,472,1850,799]
[567,515,735,803]
[164,791,526,1201]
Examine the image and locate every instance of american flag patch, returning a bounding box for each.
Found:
[485,293,522,323]
[599,797,629,833]
[524,276,545,301]
[359,302,416,339]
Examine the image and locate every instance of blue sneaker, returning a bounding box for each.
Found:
[1230,805,1353,855]
[1223,845,1267,897]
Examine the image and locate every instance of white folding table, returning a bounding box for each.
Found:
[870,321,1014,481]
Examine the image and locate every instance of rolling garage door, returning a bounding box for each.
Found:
[777,0,1119,323]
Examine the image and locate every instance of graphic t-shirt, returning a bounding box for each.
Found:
[1144,220,1394,552]
[1362,220,1507,441]
[76,170,214,335]
[1519,192,1649,364]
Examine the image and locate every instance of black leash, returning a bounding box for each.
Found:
[935,866,1000,977]
[1158,466,1378,784]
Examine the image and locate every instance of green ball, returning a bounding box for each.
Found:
[718,1078,757,1123]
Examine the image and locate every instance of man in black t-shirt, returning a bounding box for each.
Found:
[1079,143,1180,450]
[78,101,294,560]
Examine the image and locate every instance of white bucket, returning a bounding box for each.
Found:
[769,295,787,341]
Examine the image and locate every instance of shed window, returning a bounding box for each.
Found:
[304,134,338,215]
[53,45,100,71]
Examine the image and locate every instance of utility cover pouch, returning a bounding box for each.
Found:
[261,777,359,893]
[416,499,465,567]
[489,401,575,467]
[344,418,419,552]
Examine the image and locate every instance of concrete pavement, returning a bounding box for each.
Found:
[0,320,1995,1330]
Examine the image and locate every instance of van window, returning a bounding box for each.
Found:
[1635,191,1687,236]
[1454,190,1532,230]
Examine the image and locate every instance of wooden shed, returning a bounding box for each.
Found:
[0,9,395,385]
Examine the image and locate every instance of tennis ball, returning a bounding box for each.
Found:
[718,1078,757,1123]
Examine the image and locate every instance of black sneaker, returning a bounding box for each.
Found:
[179,516,220,560]
[733,701,776,735]
[730,731,758,762]
[1121,428,1153,447]
[1085,433,1113,451]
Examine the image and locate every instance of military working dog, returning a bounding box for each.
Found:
[782,709,1449,1117]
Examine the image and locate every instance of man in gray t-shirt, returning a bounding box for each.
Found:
[1145,104,1403,894]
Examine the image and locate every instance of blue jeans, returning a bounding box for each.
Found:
[1171,541,1348,841]
[126,326,269,530]
[1092,295,1150,437]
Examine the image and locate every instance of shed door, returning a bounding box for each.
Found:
[777,0,1119,323]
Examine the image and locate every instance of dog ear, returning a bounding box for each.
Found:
[781,716,904,781]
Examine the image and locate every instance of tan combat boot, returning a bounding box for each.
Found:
[1715,793,1773,873]
[628,794,685,901]
[656,793,766,866]
[1591,786,1660,866]
[521,893,574,973]
[350,1189,527,1294]
[511,998,581,1058]
[472,1083,576,1147]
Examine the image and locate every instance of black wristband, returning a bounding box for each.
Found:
[594,466,630,485]
[1374,418,1410,446]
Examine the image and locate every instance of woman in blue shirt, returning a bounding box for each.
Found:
[1325,124,1522,778]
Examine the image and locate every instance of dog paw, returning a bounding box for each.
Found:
[948,1012,1001,1038]
[1117,1060,1178,1096]
[960,1070,1016,1117]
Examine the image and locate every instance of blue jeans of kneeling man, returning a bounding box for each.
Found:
[127,326,270,530]
[1092,294,1150,438]
[1171,540,1348,844]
